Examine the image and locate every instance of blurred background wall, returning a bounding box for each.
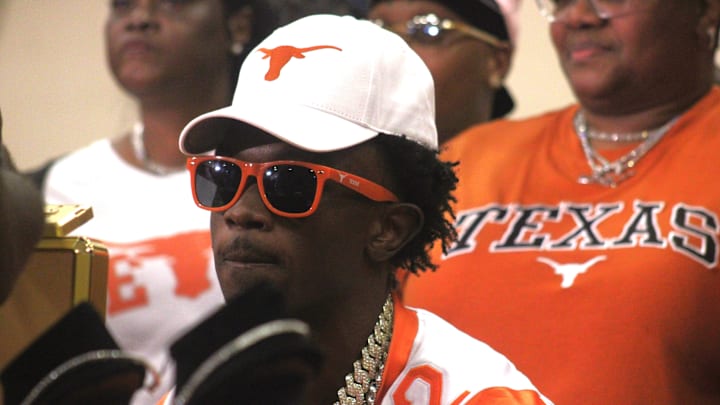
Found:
[0,1,630,170]
[0,1,136,171]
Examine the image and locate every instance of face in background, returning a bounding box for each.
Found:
[105,0,238,97]
[368,0,511,145]
[550,0,718,113]
[208,126,394,322]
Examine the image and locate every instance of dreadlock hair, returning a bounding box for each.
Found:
[373,134,458,275]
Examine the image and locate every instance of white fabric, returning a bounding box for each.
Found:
[44,139,224,405]
[384,307,553,404]
[179,14,437,155]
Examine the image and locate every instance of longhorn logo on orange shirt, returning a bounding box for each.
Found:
[258,45,342,81]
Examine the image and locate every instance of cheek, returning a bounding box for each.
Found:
[209,213,228,251]
[309,204,375,258]
[181,6,229,48]
[104,21,121,67]
[422,49,491,101]
[549,24,565,55]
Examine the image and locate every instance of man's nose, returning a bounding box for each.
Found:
[124,0,161,32]
[221,180,273,231]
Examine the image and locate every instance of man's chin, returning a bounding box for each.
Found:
[219,272,286,303]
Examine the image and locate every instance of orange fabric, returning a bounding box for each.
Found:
[392,365,444,404]
[451,391,472,405]
[152,297,550,404]
[258,45,342,81]
[377,293,419,401]
[403,87,720,404]
[155,391,170,405]
[464,388,547,405]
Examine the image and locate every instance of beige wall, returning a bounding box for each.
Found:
[2,1,576,171]
[0,1,136,171]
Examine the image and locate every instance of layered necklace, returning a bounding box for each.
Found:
[130,122,184,176]
[574,111,678,188]
[335,295,394,405]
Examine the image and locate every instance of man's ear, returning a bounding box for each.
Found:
[227,5,253,53]
[366,204,424,263]
[487,46,512,88]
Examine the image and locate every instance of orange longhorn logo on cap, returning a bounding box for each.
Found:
[258,45,342,81]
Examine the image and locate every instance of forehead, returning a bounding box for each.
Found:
[370,0,464,20]
[213,122,376,168]
[107,0,225,18]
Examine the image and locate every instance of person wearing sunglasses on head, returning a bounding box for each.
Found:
[399,0,720,404]
[157,14,553,405]
[368,0,520,145]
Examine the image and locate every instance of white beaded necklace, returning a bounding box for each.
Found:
[130,122,184,176]
[574,111,678,188]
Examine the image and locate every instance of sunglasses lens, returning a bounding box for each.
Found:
[263,164,317,214]
[195,159,242,208]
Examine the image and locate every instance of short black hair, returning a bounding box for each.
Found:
[373,135,458,275]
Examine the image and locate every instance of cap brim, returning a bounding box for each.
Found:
[170,283,322,405]
[0,303,149,405]
[179,99,380,155]
[180,332,322,405]
[25,360,147,405]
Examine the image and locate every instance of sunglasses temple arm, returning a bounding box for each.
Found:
[330,170,399,202]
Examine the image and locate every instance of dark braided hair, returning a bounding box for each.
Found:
[373,135,458,275]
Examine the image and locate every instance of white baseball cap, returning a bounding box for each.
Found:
[179,14,437,155]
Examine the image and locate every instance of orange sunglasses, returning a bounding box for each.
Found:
[187,156,399,218]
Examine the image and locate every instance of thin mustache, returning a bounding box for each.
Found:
[564,36,612,52]
[119,37,156,53]
[219,238,279,264]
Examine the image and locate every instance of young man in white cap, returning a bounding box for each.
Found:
[160,14,551,404]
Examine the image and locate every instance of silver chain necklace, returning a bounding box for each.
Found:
[574,111,678,188]
[335,295,393,405]
[585,127,650,142]
[131,122,183,176]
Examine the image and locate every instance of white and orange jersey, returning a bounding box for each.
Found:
[157,297,552,405]
[402,87,720,404]
[44,139,224,405]
[379,298,552,404]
